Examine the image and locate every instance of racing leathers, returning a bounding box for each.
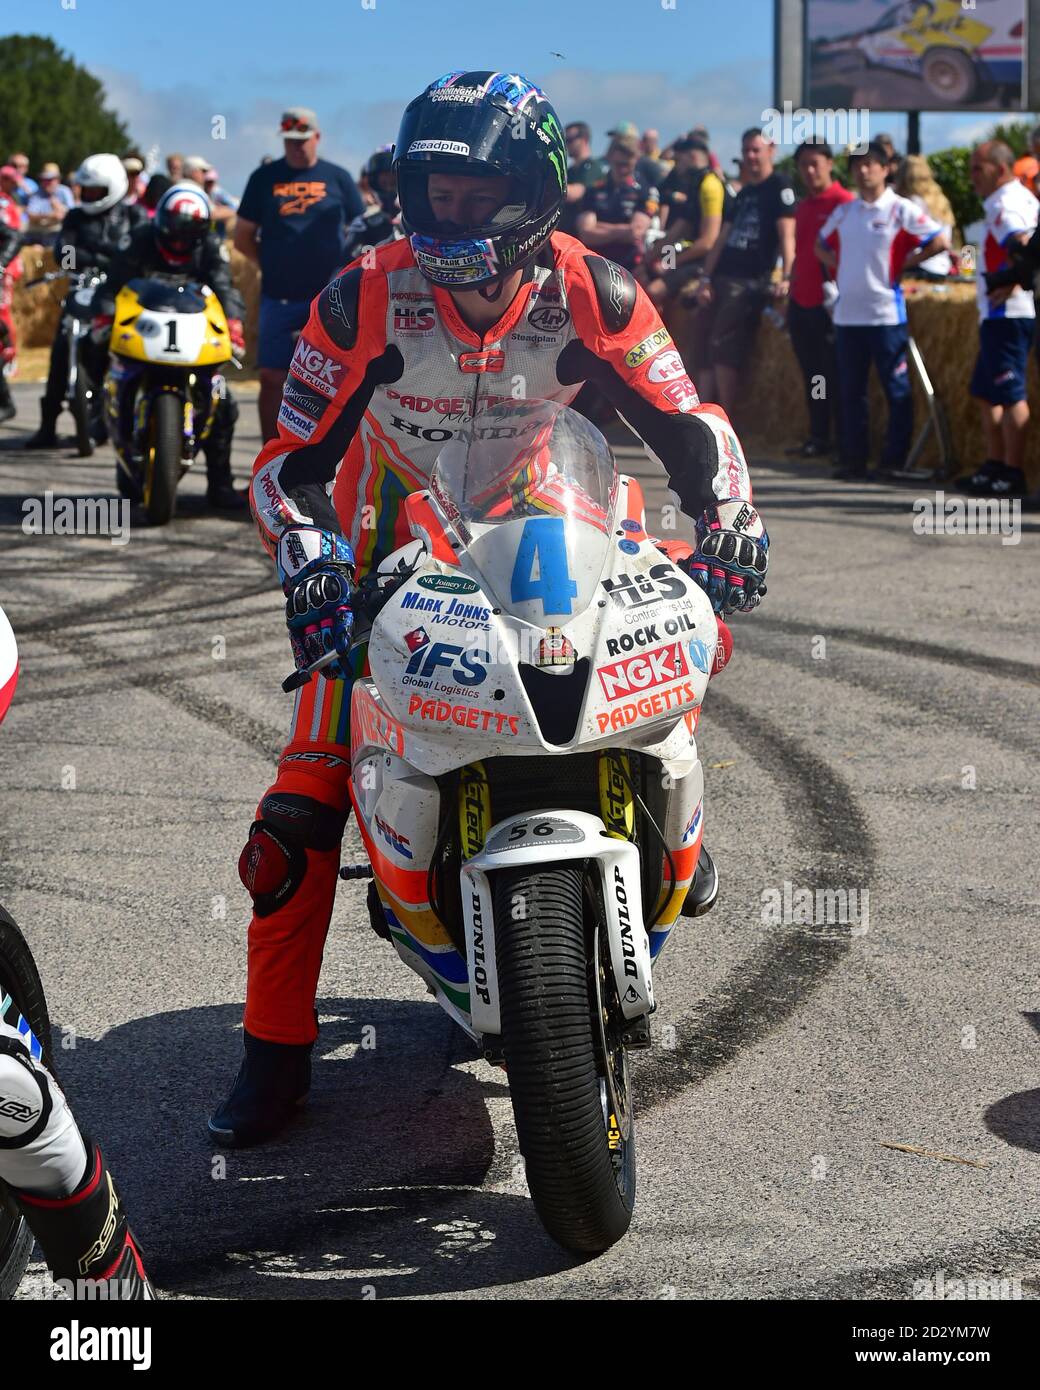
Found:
[242,230,766,1049]
[99,223,245,498]
[0,1012,153,1297]
[30,201,148,443]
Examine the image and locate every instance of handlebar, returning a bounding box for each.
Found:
[278,572,392,693]
[25,269,106,289]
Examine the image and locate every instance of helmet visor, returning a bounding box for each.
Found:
[396,95,563,239]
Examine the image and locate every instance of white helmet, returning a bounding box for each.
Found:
[73,153,129,215]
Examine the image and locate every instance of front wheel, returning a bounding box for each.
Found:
[0,904,52,1300]
[143,391,183,526]
[493,863,635,1254]
[70,355,93,458]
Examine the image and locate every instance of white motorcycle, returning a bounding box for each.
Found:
[295,399,720,1254]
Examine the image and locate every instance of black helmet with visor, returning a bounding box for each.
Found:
[393,70,567,291]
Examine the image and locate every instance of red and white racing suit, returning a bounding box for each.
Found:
[245,230,759,1044]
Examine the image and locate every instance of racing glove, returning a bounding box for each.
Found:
[277,526,356,681]
[684,499,769,615]
[227,317,245,356]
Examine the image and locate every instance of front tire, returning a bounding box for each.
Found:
[144,391,182,527]
[71,359,93,458]
[0,904,52,1300]
[493,863,635,1254]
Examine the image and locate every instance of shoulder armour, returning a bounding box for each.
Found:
[317,264,364,349]
[583,254,637,333]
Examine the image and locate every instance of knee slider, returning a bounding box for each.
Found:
[239,794,347,917]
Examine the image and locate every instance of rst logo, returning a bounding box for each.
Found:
[393,306,435,332]
[598,642,690,701]
[290,338,342,399]
[405,641,488,684]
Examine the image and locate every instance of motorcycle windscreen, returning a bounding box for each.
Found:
[428,399,618,627]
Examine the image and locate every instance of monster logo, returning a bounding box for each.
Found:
[540,112,567,193]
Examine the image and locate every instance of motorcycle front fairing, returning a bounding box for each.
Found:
[351,401,716,1040]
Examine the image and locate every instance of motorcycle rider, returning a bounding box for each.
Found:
[342,147,403,264]
[210,70,769,1147]
[0,609,153,1300]
[97,182,248,510]
[24,154,147,449]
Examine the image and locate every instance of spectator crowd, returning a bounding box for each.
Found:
[3,107,1040,499]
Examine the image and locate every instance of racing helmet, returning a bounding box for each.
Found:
[393,70,567,291]
[154,182,211,263]
[365,145,398,212]
[73,154,129,216]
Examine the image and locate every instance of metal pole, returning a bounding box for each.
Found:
[907,111,921,155]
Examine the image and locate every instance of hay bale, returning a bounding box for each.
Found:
[664,277,1040,487]
[11,245,63,347]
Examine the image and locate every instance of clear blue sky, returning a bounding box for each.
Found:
[13,0,1029,192]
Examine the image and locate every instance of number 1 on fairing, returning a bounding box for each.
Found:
[509,517,578,616]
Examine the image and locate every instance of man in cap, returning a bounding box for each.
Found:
[235,107,364,440]
[574,133,659,273]
[642,136,727,309]
[184,155,236,230]
[26,162,74,240]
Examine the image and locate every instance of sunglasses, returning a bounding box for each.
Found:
[281,117,314,133]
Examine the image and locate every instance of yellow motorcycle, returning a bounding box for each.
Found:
[105,277,235,525]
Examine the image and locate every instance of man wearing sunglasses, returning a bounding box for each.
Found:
[235,107,364,442]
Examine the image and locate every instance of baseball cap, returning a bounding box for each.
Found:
[122,156,144,175]
[280,106,319,139]
[0,165,18,179]
[39,162,62,178]
[608,134,640,157]
[607,120,639,139]
[673,136,709,155]
[183,155,214,175]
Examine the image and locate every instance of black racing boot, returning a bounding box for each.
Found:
[204,454,248,511]
[206,479,248,510]
[681,845,719,918]
[11,1138,155,1299]
[24,400,60,449]
[208,1030,313,1148]
[0,373,15,423]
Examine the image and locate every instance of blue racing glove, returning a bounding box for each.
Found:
[686,500,769,615]
[276,526,356,680]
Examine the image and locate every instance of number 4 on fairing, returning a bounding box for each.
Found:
[509,517,578,617]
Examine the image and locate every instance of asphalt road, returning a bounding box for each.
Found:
[1,379,1038,1301]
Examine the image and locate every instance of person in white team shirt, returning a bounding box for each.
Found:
[955,141,1039,500]
[816,142,949,480]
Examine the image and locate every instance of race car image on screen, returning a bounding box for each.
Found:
[809,0,1024,106]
